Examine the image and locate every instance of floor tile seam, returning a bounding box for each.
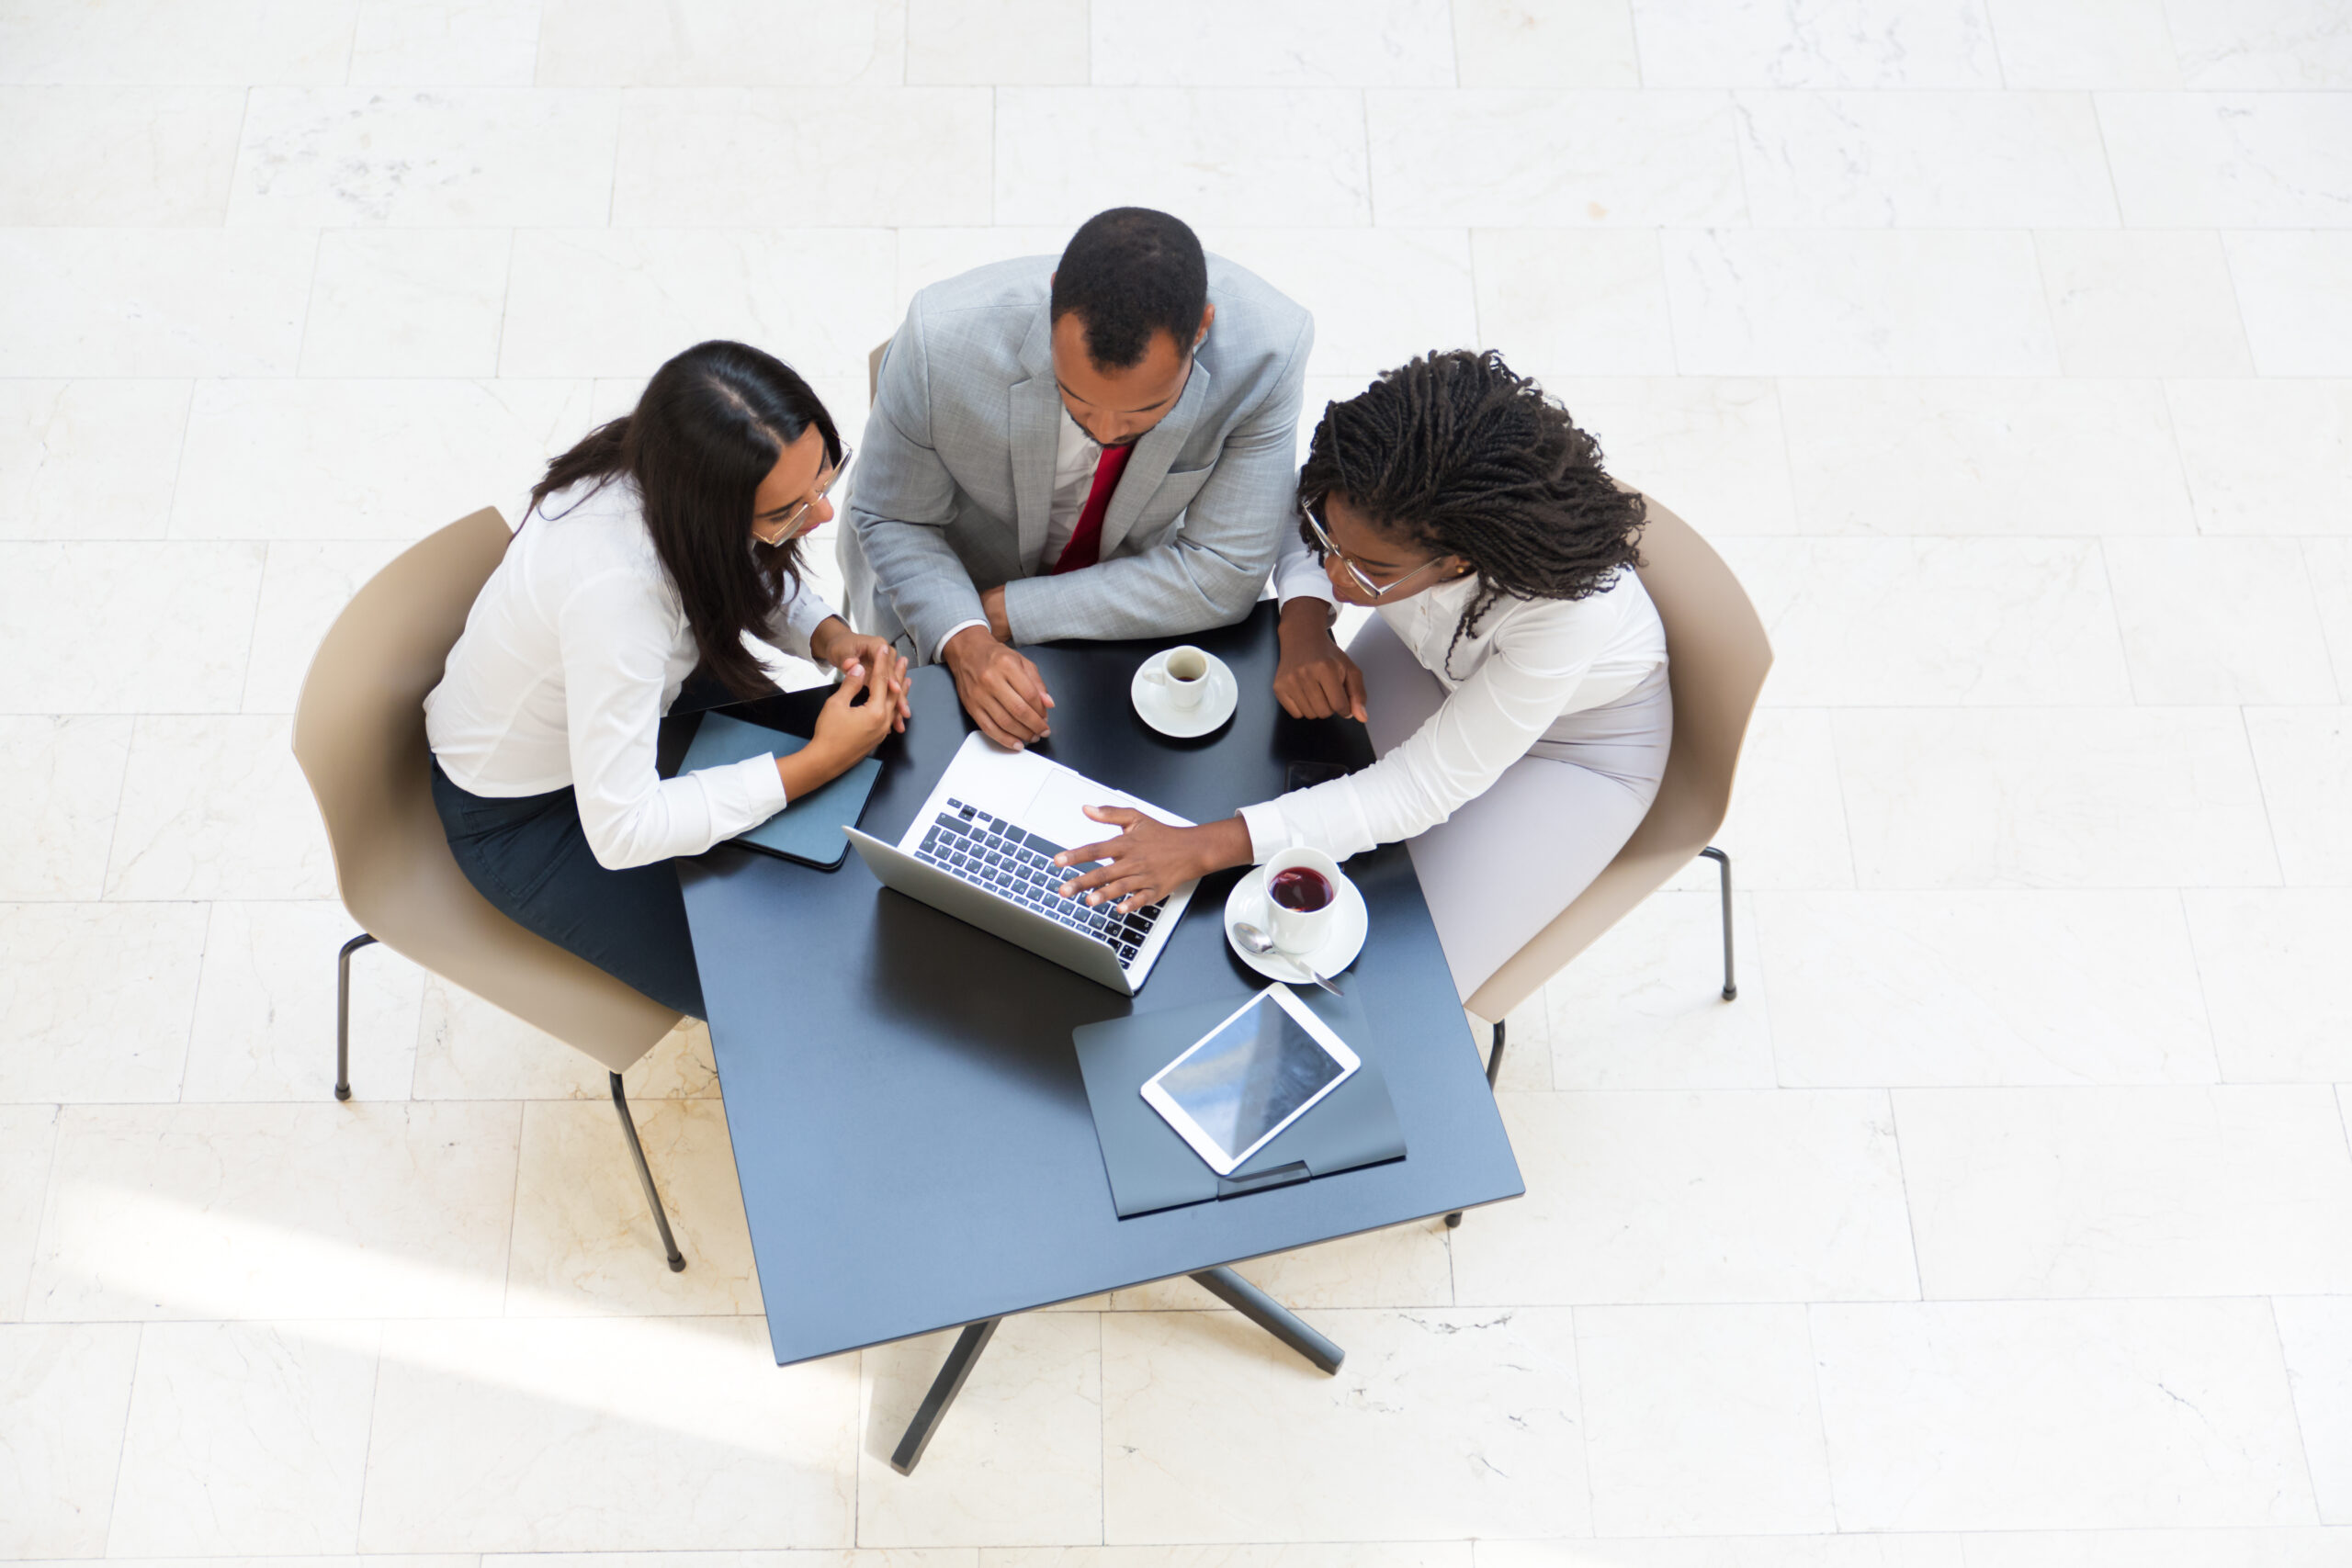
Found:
[345,1316,387,1554]
[2168,886,2233,1082]
[168,899,215,1104]
[496,1098,526,1317]
[2237,705,2293,885]
[14,1101,65,1321]
[2266,1294,2333,1523]
[2088,528,2153,706]
[1881,1089,1928,1303]
[2290,538,2350,705]
[93,1315,148,1557]
[1562,1301,1601,1534]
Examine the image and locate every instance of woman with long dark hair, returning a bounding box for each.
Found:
[1045,350,1668,1000]
[426,340,910,1020]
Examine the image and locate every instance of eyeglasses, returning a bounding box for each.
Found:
[1302,495,1453,601]
[753,444,854,547]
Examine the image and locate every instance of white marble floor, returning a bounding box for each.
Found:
[4,0,2351,1562]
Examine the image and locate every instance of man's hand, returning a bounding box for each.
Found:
[808,616,910,733]
[942,623,1054,750]
[980,583,1012,643]
[1053,807,1252,916]
[1272,597,1367,722]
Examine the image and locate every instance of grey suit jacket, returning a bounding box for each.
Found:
[839,254,1313,661]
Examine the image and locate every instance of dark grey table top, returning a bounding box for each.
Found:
[674,603,1524,1367]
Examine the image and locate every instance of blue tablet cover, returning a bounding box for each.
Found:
[678,711,881,871]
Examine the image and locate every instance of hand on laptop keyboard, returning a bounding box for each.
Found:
[910,799,1164,966]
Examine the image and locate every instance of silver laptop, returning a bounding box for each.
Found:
[844,732,1201,996]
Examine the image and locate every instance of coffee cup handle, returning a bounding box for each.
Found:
[1142,665,1168,687]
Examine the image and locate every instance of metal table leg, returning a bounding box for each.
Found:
[888,1275,1340,1475]
[1190,1265,1345,1373]
[890,1317,1001,1474]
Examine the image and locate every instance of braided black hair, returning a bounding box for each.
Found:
[1298,349,1645,678]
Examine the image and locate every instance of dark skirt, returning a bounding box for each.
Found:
[429,758,707,1021]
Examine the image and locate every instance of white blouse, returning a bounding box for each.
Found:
[424,477,839,871]
[1237,525,1668,864]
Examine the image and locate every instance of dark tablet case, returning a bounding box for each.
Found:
[678,711,882,871]
[1073,985,1407,1219]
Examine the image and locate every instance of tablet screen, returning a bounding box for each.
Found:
[1156,993,1347,1163]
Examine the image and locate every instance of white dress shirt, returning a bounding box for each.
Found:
[934,406,1103,653]
[424,476,838,871]
[1238,525,1668,864]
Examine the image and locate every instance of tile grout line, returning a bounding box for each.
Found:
[2236,703,2290,886]
[2267,1293,2329,1521]
[347,1317,388,1551]
[95,1318,149,1557]
[1566,1303,1600,1535]
[171,901,215,1103]
[1800,1301,1849,1531]
[2171,886,2230,1084]
[1097,1301,1107,1545]
[2089,533,2147,705]
[17,1102,68,1322]
[495,1100,526,1318]
[1883,1089,1930,1303]
[2294,536,2348,705]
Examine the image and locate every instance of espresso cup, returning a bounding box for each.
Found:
[1262,846,1343,955]
[1143,645,1211,712]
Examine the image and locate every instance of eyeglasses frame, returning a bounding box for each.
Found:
[754,442,854,547]
[1301,493,1455,602]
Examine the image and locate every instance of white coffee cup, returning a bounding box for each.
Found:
[1142,645,1211,712]
[1261,846,1343,955]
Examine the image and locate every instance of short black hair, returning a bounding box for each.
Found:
[1049,208,1209,371]
[1299,350,1646,678]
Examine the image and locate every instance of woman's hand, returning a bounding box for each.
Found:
[799,644,898,780]
[808,615,910,732]
[1052,808,1253,915]
[1273,598,1367,722]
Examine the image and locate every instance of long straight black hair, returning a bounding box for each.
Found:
[530,340,842,699]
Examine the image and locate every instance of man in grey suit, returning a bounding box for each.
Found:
[841,208,1313,750]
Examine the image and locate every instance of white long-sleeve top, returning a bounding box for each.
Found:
[1237,525,1668,864]
[424,476,838,871]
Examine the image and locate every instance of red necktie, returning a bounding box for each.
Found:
[1050,442,1135,575]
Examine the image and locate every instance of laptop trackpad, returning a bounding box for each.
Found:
[1025,770,1130,857]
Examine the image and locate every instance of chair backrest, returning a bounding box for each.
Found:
[868,338,889,403]
[290,508,682,1074]
[1464,494,1772,1023]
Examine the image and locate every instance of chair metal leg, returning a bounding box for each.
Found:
[1189,1265,1345,1373]
[1444,1017,1509,1229]
[1699,845,1736,1000]
[610,1072,686,1273]
[1482,1013,1510,1090]
[334,933,378,1101]
[890,1316,1001,1474]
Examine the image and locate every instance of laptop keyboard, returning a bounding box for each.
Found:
[913,797,1166,967]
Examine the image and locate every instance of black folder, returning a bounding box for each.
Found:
[1072,986,1407,1219]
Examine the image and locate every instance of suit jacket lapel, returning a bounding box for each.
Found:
[1100,357,1213,559]
[1008,309,1060,570]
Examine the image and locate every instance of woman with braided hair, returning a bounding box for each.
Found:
[1049,349,1669,999]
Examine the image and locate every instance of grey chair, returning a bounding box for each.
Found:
[290,507,691,1270]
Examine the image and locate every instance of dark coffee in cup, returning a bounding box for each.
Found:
[1268,865,1333,913]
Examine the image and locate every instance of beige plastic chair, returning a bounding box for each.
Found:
[1447,493,1771,1220]
[291,507,691,1270]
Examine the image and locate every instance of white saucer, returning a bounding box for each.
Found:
[1131,649,1238,738]
[1223,863,1368,982]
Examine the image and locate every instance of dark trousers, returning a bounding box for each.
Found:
[430,758,707,1020]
